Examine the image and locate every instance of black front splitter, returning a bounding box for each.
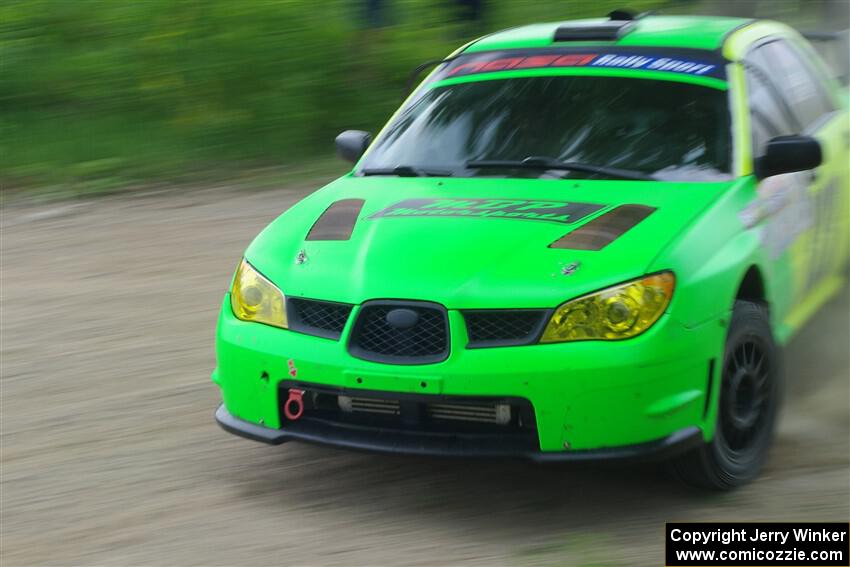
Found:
[215,404,703,463]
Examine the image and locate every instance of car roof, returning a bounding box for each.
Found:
[463,15,754,54]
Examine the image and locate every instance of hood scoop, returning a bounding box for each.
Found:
[306,199,365,241]
[549,204,656,250]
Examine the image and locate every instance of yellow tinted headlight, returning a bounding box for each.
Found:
[230,260,288,328]
[540,272,674,343]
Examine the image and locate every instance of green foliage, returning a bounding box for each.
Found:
[1,0,682,191]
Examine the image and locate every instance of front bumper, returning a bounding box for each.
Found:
[214,295,724,454]
[215,403,703,462]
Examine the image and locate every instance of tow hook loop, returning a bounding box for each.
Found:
[284,389,305,421]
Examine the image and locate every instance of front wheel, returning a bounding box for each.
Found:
[670,300,782,490]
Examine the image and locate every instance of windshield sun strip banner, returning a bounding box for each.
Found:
[430,67,729,91]
[427,46,727,84]
[369,198,606,225]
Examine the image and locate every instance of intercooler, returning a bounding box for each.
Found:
[338,395,512,425]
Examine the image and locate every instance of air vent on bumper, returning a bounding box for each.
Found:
[427,401,511,425]
[287,298,353,339]
[463,309,549,348]
[338,395,511,425]
[338,396,401,415]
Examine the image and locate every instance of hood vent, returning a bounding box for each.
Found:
[549,204,655,250]
[554,20,635,42]
[306,199,365,241]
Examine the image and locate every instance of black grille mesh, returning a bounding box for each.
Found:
[350,304,448,363]
[288,298,352,339]
[464,310,547,347]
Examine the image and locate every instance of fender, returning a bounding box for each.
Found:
[649,177,776,330]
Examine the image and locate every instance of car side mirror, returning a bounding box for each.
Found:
[755,135,822,180]
[335,130,372,164]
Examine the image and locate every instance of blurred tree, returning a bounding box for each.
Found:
[452,0,486,37]
[4,0,833,192]
[361,0,389,28]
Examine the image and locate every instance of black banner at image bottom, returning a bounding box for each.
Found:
[666,523,849,566]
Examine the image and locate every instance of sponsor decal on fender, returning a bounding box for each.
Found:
[739,172,814,258]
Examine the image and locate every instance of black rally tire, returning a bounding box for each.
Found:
[669,300,782,490]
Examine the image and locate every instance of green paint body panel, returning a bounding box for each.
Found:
[213,16,850,455]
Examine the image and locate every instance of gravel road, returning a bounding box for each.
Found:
[2,185,848,566]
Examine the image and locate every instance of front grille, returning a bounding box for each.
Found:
[349,301,449,364]
[464,309,548,347]
[287,298,352,339]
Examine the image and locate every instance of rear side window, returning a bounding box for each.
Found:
[744,56,797,155]
[756,40,835,129]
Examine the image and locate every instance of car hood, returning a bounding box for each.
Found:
[245,175,735,308]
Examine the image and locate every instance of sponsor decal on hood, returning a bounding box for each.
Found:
[370,198,605,225]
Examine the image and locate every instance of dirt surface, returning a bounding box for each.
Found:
[2,186,848,567]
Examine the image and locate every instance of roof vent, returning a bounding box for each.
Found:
[553,20,635,42]
[608,9,638,20]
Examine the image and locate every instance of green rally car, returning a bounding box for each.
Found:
[213,12,850,489]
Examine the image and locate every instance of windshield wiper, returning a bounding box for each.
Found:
[361,165,453,177]
[465,156,652,181]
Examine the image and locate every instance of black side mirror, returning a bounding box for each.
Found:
[335,130,371,164]
[755,135,822,179]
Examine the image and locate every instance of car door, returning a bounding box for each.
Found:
[743,36,849,330]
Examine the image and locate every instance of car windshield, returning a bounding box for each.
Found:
[358,75,732,181]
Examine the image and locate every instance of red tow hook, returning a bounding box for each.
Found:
[284,389,305,421]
